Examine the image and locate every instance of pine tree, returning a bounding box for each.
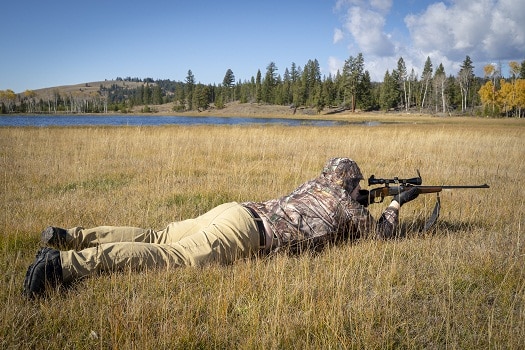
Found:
[222,69,235,102]
[222,69,235,87]
[433,63,446,113]
[283,68,292,105]
[152,85,163,105]
[288,62,298,106]
[185,70,195,110]
[315,82,325,113]
[255,70,262,103]
[380,70,398,111]
[342,53,365,112]
[142,83,152,105]
[262,62,278,104]
[192,84,209,111]
[322,74,336,107]
[397,57,408,111]
[301,59,321,107]
[446,75,460,111]
[390,68,401,109]
[135,86,144,105]
[274,75,284,105]
[358,71,373,111]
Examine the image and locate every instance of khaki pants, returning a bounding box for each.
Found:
[60,202,261,283]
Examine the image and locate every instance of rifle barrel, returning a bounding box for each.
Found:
[429,184,490,189]
[415,184,490,194]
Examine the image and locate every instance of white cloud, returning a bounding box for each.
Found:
[405,0,525,62]
[328,56,344,76]
[332,0,525,81]
[370,0,392,13]
[335,0,392,13]
[483,0,525,59]
[344,5,395,56]
[333,28,344,44]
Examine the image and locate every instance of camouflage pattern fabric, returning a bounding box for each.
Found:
[243,157,398,253]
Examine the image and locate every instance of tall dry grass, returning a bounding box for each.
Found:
[1,116,524,348]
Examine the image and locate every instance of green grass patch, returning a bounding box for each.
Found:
[52,173,132,194]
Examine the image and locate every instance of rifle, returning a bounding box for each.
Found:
[364,170,490,204]
[358,171,490,231]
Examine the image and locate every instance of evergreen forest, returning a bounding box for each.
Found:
[2,54,525,118]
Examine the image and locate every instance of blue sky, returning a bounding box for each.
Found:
[1,0,524,93]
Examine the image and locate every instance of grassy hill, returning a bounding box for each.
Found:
[27,80,145,100]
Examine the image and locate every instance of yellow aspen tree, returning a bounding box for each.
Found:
[0,89,17,113]
[498,79,513,116]
[514,79,525,118]
[483,64,495,79]
[509,61,521,117]
[483,64,499,114]
[509,61,520,78]
[478,81,496,116]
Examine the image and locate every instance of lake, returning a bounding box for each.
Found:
[0,115,351,127]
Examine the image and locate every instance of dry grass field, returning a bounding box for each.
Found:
[1,115,523,348]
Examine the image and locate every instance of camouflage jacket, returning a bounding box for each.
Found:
[243,158,398,252]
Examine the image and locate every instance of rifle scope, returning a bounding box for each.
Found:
[368,173,423,186]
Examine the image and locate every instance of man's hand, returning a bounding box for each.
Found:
[393,187,420,206]
[355,190,371,207]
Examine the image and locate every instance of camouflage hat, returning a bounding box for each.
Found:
[321,157,363,187]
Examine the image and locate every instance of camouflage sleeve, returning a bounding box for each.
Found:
[375,206,399,239]
[345,203,398,240]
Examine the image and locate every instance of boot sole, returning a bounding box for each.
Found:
[23,248,50,298]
